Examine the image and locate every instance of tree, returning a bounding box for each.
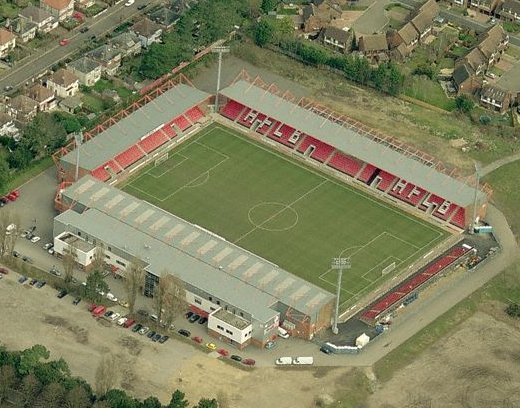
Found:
[254,19,275,47]
[142,396,163,408]
[124,260,145,315]
[455,94,474,113]
[64,385,92,408]
[85,270,109,303]
[21,113,67,159]
[0,365,16,404]
[19,373,42,408]
[91,245,106,274]
[0,149,10,194]
[260,0,276,14]
[94,354,118,396]
[34,382,66,408]
[18,345,50,376]
[62,242,77,284]
[193,398,218,408]
[102,389,140,408]
[154,273,186,328]
[168,390,189,408]
[506,303,520,318]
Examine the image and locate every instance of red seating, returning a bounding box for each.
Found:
[105,159,122,174]
[375,171,397,192]
[160,124,177,139]
[256,117,275,135]
[357,164,377,182]
[91,166,110,182]
[420,193,444,210]
[172,115,191,131]
[404,186,428,206]
[297,135,335,163]
[450,207,466,229]
[434,202,457,221]
[327,152,363,177]
[361,245,471,322]
[237,108,256,128]
[114,145,145,169]
[267,123,299,148]
[390,181,414,201]
[220,100,246,120]
[138,130,169,153]
[184,106,204,123]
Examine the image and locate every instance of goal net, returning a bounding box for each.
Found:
[382,262,396,276]
[154,152,169,167]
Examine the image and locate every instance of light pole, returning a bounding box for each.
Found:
[331,257,350,335]
[74,132,83,182]
[211,45,230,113]
[470,161,481,234]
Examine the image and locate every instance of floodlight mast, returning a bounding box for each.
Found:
[470,161,481,234]
[211,45,230,113]
[74,132,83,182]
[331,257,350,335]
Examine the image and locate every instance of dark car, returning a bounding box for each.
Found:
[320,345,333,355]
[57,289,68,299]
[198,317,208,325]
[0,267,8,275]
[158,335,169,344]
[104,311,114,318]
[79,26,89,33]
[178,329,190,337]
[185,311,194,319]
[188,314,200,323]
[147,330,156,339]
[22,256,32,263]
[230,355,242,362]
[18,276,28,284]
[73,297,81,305]
[132,323,143,333]
[137,309,149,318]
[29,278,38,286]
[152,333,162,342]
[35,281,46,288]
[12,251,20,258]
[137,4,146,10]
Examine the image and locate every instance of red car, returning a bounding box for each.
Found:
[217,348,229,357]
[59,38,70,46]
[123,319,136,328]
[191,336,203,344]
[0,267,8,275]
[6,190,19,201]
[92,305,106,317]
[242,358,255,366]
[88,303,97,312]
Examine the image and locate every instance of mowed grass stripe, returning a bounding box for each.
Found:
[122,124,449,305]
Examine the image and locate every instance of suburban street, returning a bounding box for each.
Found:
[0,0,156,92]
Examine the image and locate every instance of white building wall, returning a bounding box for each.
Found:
[186,291,219,314]
[208,312,252,344]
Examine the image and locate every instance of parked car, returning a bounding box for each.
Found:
[30,236,41,243]
[50,266,61,276]
[22,256,32,263]
[57,289,67,299]
[0,267,8,275]
[242,358,256,366]
[48,248,55,255]
[320,345,333,355]
[106,293,118,302]
[230,355,242,362]
[138,326,149,335]
[152,333,162,342]
[43,243,54,250]
[109,313,121,322]
[88,303,97,312]
[72,297,81,305]
[118,299,130,308]
[125,0,135,6]
[35,280,46,288]
[29,278,38,286]
[206,343,217,351]
[123,319,136,328]
[103,311,114,319]
[132,323,143,333]
[59,38,69,46]
[178,329,190,337]
[18,276,28,284]
[12,251,20,258]
[265,341,276,350]
[117,317,128,326]
[217,349,229,357]
[188,314,200,323]
[150,314,158,322]
[191,336,203,344]
[92,306,106,317]
[147,330,156,339]
[79,26,89,33]
[198,317,207,325]
[21,230,29,238]
[137,309,149,317]
[158,335,169,344]
[137,3,146,10]
[185,311,193,319]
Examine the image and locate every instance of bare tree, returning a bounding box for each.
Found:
[91,245,106,274]
[19,373,41,408]
[124,260,145,315]
[64,385,91,408]
[95,354,119,396]
[34,382,66,408]
[155,272,186,327]
[0,364,16,404]
[62,241,77,284]
[0,210,20,259]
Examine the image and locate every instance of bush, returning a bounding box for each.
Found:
[506,303,520,318]
[412,64,435,80]
[455,94,474,113]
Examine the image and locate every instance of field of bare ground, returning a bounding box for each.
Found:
[226,43,520,171]
[367,310,520,408]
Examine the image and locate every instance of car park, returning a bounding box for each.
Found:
[0,267,8,275]
[152,333,162,342]
[72,297,81,305]
[242,358,255,366]
[35,280,46,288]
[198,317,207,325]
[132,323,143,333]
[230,355,242,362]
[206,343,217,351]
[18,276,28,284]
[158,335,169,343]
[57,289,67,299]
[138,326,149,335]
[188,314,200,323]
[147,330,156,339]
[178,329,190,337]
[191,336,203,344]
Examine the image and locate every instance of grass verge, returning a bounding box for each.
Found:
[5,156,53,194]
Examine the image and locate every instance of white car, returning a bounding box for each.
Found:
[124,0,134,6]
[117,317,128,326]
[109,313,121,322]
[106,293,118,302]
[5,224,16,235]
[30,236,41,243]
[43,243,53,250]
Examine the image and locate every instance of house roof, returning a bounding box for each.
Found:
[358,34,388,52]
[478,25,508,59]
[471,0,494,7]
[110,31,140,50]
[0,28,15,45]
[41,0,72,11]
[15,18,38,35]
[49,68,78,87]
[132,17,162,38]
[463,47,486,71]
[19,5,53,23]
[59,95,82,110]
[453,63,472,87]
[0,112,13,126]
[410,0,439,34]
[397,22,418,45]
[322,26,350,43]
[27,83,54,102]
[86,45,121,63]
[68,56,101,74]
[481,85,509,102]
[9,95,38,113]
[498,0,520,15]
[303,4,317,21]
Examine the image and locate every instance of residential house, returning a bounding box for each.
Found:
[76,0,95,8]
[67,57,102,86]
[110,32,142,58]
[0,29,16,59]
[19,6,58,33]
[47,68,79,98]
[390,23,419,59]
[320,26,351,54]
[13,18,38,43]
[302,1,341,34]
[462,47,487,75]
[480,85,511,113]
[59,95,83,113]
[409,0,439,41]
[27,83,57,112]
[468,0,501,15]
[496,0,520,21]
[40,0,74,22]
[358,34,389,63]
[450,0,467,7]
[86,45,122,76]
[131,17,163,49]
[452,63,481,94]
[476,24,509,68]
[0,112,20,140]
[148,6,181,28]
[7,95,38,122]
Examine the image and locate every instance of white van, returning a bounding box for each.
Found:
[277,326,290,339]
[275,357,292,365]
[292,357,314,365]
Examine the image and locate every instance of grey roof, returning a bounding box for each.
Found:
[59,176,334,321]
[453,63,472,87]
[220,80,485,206]
[67,57,100,74]
[61,83,211,170]
[19,5,53,23]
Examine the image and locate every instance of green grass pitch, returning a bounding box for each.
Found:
[122,124,450,306]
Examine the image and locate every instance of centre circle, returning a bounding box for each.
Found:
[248,202,299,232]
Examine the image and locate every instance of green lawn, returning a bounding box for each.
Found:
[121,124,448,307]
[403,76,456,111]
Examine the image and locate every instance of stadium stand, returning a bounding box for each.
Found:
[256,117,275,135]
[327,152,363,177]
[185,106,204,123]
[160,124,177,139]
[450,207,466,229]
[237,108,255,128]
[357,163,377,183]
[91,166,110,182]
[374,170,397,192]
[138,130,169,153]
[105,159,122,174]
[114,145,145,169]
[434,202,458,221]
[221,100,247,121]
[404,186,428,206]
[361,244,472,323]
[267,124,299,147]
[421,194,445,210]
[172,115,191,131]
[297,135,335,163]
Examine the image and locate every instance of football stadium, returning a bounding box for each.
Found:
[51,73,489,349]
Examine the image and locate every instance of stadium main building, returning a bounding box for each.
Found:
[53,75,489,349]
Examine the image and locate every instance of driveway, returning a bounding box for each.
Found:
[497,58,520,93]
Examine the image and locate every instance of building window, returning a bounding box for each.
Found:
[225,329,233,335]
[210,307,216,311]
[209,296,212,302]
[116,260,126,267]
[105,255,111,259]
[194,298,202,305]
[216,300,220,305]
[108,246,111,251]
[217,325,224,331]
[240,312,244,317]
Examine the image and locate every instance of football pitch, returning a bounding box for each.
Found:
[122,124,450,306]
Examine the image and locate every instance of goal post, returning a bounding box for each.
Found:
[382,262,396,276]
[154,152,169,167]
